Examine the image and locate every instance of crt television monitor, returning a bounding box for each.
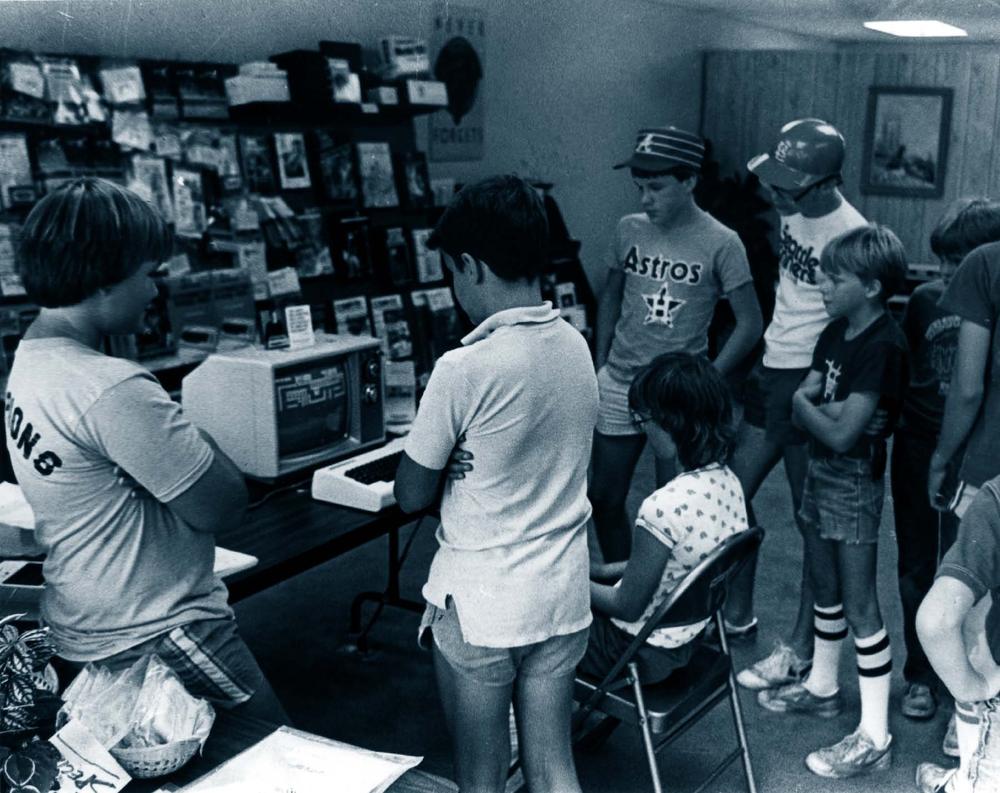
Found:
[181,333,385,480]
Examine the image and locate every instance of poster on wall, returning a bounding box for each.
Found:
[428,3,485,162]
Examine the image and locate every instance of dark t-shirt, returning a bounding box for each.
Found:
[900,281,960,438]
[809,313,908,458]
[939,241,1000,488]
[937,476,1000,667]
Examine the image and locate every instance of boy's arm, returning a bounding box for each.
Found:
[164,429,247,534]
[394,453,444,513]
[929,319,991,505]
[83,376,247,534]
[595,269,625,371]
[917,575,1000,702]
[792,389,879,453]
[711,283,763,376]
[590,524,669,622]
[789,370,822,429]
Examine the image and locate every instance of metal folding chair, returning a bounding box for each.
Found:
[572,526,764,793]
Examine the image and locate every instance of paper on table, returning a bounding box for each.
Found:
[213,547,258,578]
[181,726,421,793]
[0,481,36,529]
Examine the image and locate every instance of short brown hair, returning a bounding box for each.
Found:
[426,175,548,282]
[929,197,1000,262]
[820,224,908,304]
[628,352,736,470]
[18,177,173,308]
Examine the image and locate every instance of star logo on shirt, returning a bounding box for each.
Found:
[642,284,686,327]
[823,359,841,400]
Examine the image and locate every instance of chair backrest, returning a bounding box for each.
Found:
[603,527,764,679]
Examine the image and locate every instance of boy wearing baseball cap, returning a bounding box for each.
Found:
[590,125,762,564]
[729,118,869,693]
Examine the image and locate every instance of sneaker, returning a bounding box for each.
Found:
[757,682,843,718]
[916,762,956,793]
[805,729,892,778]
[902,682,937,720]
[942,712,959,758]
[736,642,811,690]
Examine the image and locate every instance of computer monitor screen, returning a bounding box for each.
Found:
[274,360,349,457]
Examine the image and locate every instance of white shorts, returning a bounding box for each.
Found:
[596,365,640,437]
[954,483,980,520]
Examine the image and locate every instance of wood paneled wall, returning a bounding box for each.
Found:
[702,46,1000,263]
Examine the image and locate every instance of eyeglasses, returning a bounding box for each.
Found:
[630,412,655,430]
[767,174,839,203]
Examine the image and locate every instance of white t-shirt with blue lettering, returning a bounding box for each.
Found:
[4,337,232,661]
[605,211,752,383]
[762,200,867,370]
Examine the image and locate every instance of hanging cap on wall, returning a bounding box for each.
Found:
[613,126,705,172]
[748,118,846,189]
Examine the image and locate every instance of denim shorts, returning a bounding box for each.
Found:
[799,456,884,545]
[741,361,809,446]
[419,600,588,688]
[89,618,263,708]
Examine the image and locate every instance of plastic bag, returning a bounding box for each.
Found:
[58,653,214,750]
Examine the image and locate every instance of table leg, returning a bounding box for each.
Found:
[348,522,424,652]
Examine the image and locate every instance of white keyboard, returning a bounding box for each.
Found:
[310,437,407,512]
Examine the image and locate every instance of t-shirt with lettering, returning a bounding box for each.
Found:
[763,200,867,369]
[612,465,748,648]
[936,475,1000,668]
[899,280,960,439]
[809,313,908,458]
[604,211,752,383]
[939,242,1000,488]
[4,337,231,661]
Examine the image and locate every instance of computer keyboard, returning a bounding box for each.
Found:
[310,436,408,511]
[344,450,403,485]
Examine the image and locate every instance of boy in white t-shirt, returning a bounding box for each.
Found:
[394,175,599,793]
[727,119,868,692]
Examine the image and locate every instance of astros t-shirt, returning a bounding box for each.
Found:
[604,211,752,383]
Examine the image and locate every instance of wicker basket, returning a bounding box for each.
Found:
[110,738,201,778]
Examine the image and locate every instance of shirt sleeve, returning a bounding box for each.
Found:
[634,489,681,551]
[605,219,624,272]
[940,248,996,329]
[715,234,754,295]
[404,354,470,471]
[937,485,1000,599]
[76,373,214,503]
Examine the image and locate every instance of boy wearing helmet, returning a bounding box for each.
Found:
[730,119,868,689]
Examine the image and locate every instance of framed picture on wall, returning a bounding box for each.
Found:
[861,86,952,198]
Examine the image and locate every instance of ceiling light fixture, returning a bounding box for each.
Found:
[863,20,968,37]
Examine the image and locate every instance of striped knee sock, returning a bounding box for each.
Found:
[856,627,892,747]
[955,700,981,788]
[804,603,847,697]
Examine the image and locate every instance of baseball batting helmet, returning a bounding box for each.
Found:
[747,118,845,190]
